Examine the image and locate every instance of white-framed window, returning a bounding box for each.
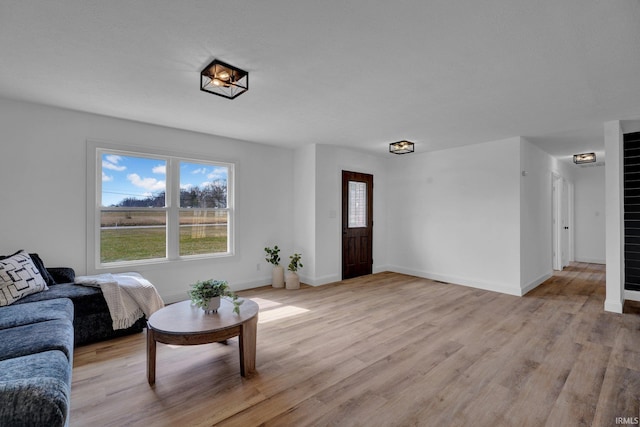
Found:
[88,142,234,268]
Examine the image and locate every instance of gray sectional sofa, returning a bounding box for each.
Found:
[0,298,74,426]
[16,267,146,346]
[0,253,146,426]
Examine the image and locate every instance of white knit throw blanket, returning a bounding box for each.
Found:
[75,272,165,330]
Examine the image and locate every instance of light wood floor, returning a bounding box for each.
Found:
[70,264,640,426]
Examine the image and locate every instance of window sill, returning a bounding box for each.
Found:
[93,252,235,273]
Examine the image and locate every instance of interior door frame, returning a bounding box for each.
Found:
[552,173,573,271]
[561,178,570,268]
[552,173,561,270]
[342,170,373,280]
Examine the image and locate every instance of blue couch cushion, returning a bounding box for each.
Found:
[17,283,106,317]
[0,350,70,427]
[0,319,73,362]
[15,283,145,347]
[0,299,73,330]
[47,267,75,285]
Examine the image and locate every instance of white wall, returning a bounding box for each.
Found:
[573,165,605,264]
[0,98,294,303]
[518,139,578,293]
[292,144,317,282]
[386,137,522,295]
[1,96,612,304]
[520,139,553,292]
[605,120,624,313]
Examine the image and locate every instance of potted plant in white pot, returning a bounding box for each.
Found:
[286,253,303,290]
[264,245,284,288]
[188,279,242,314]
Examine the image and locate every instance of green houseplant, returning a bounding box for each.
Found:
[286,253,303,290]
[188,279,242,314]
[264,245,281,265]
[265,245,284,288]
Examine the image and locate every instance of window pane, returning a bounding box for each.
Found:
[100,210,166,263]
[348,181,367,228]
[179,210,228,256]
[180,162,228,208]
[101,154,166,207]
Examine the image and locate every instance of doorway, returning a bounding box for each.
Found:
[342,170,373,280]
[552,173,572,271]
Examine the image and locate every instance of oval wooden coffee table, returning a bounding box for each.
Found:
[146,298,259,385]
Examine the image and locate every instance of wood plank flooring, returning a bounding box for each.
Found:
[70,263,640,426]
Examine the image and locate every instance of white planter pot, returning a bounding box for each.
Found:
[286,272,300,290]
[272,265,285,288]
[203,296,221,313]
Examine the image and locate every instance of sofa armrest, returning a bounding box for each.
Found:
[0,378,69,427]
[0,350,71,427]
[47,268,75,284]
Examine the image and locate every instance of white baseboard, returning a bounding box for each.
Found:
[374,264,392,274]
[304,274,341,286]
[521,272,552,295]
[163,293,190,305]
[624,290,640,302]
[604,298,623,313]
[309,265,396,286]
[303,266,392,286]
[574,257,605,265]
[163,276,272,304]
[386,265,523,296]
[165,266,548,302]
[235,277,273,291]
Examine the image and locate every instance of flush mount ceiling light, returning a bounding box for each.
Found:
[389,140,415,155]
[573,152,596,164]
[200,59,248,99]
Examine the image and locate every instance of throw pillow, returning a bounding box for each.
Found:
[0,251,48,306]
[28,253,57,286]
[0,250,56,287]
[47,267,75,284]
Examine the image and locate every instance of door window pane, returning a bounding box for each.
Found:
[348,181,367,228]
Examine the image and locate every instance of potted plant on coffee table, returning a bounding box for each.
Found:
[188,279,243,314]
[286,253,303,290]
[264,245,284,288]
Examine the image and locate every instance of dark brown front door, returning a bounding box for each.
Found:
[342,170,373,280]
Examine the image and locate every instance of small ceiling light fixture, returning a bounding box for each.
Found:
[389,140,415,155]
[200,59,248,99]
[573,152,596,164]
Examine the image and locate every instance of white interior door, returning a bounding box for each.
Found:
[552,174,561,271]
[552,173,571,271]
[561,178,570,268]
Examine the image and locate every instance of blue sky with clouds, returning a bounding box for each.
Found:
[101,153,228,207]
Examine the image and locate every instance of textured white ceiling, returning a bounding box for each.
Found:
[1,1,639,158]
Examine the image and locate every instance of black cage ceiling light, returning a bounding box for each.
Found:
[573,152,596,164]
[200,59,248,99]
[389,140,415,154]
